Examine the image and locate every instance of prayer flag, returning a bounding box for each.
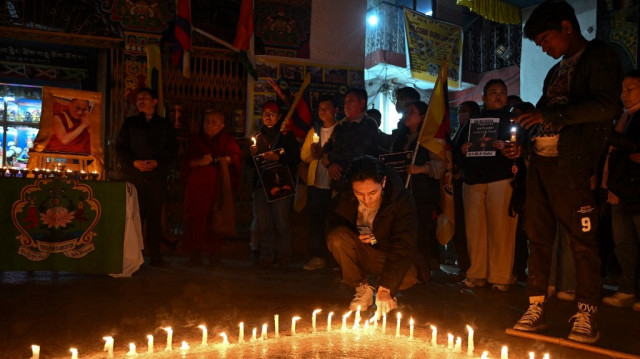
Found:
[171,0,192,78]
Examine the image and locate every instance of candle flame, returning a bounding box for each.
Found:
[397,312,402,320]
[198,324,207,331]
[466,325,474,334]
[163,327,172,333]
[529,352,535,359]
[481,351,490,359]
[543,354,550,359]
[430,325,437,330]
[180,341,190,351]
[410,317,414,325]
[220,333,229,345]
[313,309,322,315]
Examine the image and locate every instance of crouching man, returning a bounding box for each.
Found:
[327,155,422,315]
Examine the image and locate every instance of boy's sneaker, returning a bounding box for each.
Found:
[303,257,326,271]
[602,292,636,307]
[349,283,375,311]
[557,290,576,301]
[633,302,640,312]
[513,296,548,332]
[568,304,599,344]
[462,278,486,288]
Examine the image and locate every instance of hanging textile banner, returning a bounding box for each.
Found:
[403,9,463,88]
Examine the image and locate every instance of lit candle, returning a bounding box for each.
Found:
[363,319,370,334]
[198,324,208,347]
[327,312,334,332]
[126,343,137,357]
[430,325,437,347]
[455,337,462,352]
[239,322,245,343]
[291,316,301,336]
[261,323,268,340]
[342,311,352,332]
[352,316,360,331]
[70,348,78,359]
[275,314,279,338]
[251,328,257,342]
[31,345,40,359]
[510,126,517,143]
[146,335,153,354]
[501,345,509,359]
[382,313,387,334]
[355,306,361,324]
[179,341,190,355]
[466,325,474,356]
[529,352,535,359]
[163,327,173,351]
[409,318,414,339]
[312,133,319,143]
[103,336,114,358]
[370,316,378,331]
[543,354,550,359]
[481,351,489,359]
[396,312,402,337]
[312,309,321,333]
[220,333,229,345]
[448,333,454,350]
[251,137,257,146]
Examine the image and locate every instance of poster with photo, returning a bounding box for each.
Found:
[379,151,413,182]
[281,64,304,81]
[253,148,296,202]
[467,118,500,157]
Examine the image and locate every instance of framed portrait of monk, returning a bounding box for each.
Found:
[29,87,104,174]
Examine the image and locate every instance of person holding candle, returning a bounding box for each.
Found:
[300,95,339,271]
[116,87,178,267]
[327,155,423,313]
[250,101,300,270]
[182,111,241,267]
[453,79,522,292]
[512,0,623,344]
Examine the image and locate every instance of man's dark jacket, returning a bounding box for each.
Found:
[328,167,418,296]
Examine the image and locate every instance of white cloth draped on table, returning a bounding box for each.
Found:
[109,183,144,277]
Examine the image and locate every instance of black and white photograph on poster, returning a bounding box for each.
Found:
[467,117,500,157]
[379,151,413,182]
[253,148,296,202]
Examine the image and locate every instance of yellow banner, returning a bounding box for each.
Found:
[403,9,462,88]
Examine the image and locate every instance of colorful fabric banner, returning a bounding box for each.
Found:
[403,8,462,88]
[0,178,125,273]
[417,62,455,245]
[233,0,254,52]
[171,0,192,77]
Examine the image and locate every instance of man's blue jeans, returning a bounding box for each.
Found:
[611,204,640,294]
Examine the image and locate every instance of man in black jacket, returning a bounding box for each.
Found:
[327,156,419,315]
[512,0,623,344]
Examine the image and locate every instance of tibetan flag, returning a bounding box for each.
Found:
[233,0,254,52]
[271,73,312,140]
[171,0,192,77]
[417,61,455,245]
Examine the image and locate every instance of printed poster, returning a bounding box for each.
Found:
[467,118,500,157]
[379,151,413,182]
[253,148,296,202]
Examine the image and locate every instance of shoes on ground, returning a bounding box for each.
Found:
[303,257,326,271]
[513,297,547,332]
[349,283,375,311]
[602,292,636,307]
[557,290,576,301]
[568,305,599,344]
[462,278,486,288]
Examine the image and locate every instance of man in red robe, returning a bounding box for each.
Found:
[44,98,91,154]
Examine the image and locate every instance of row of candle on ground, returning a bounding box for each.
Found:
[28,309,551,358]
[1,167,99,179]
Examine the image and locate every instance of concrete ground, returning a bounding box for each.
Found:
[1,251,639,359]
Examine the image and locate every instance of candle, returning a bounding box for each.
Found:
[352,316,360,331]
[466,325,474,356]
[481,351,489,359]
[510,126,517,143]
[291,316,301,336]
[396,312,402,337]
[275,314,279,338]
[179,341,190,355]
[31,345,40,359]
[430,325,437,347]
[370,316,377,331]
[251,137,257,146]
[409,318,414,339]
[198,324,208,347]
[261,323,267,340]
[146,335,153,354]
[251,328,257,342]
[327,312,334,332]
[543,354,550,359]
[220,333,229,345]
[312,309,321,333]
[448,333,454,350]
[363,319,370,334]
[455,337,462,352]
[355,306,361,323]
[70,348,78,359]
[239,322,245,343]
[126,343,137,357]
[103,336,114,358]
[163,327,173,351]
[312,133,319,143]
[382,313,387,334]
[501,345,509,359]
[529,352,535,359]
[342,311,352,332]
